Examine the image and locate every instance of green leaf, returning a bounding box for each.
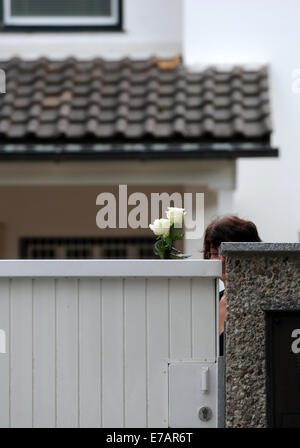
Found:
[154,238,173,259]
[163,235,172,247]
[169,226,183,241]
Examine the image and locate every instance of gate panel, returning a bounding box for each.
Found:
[0,260,221,428]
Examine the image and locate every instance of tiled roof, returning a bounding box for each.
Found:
[0,56,272,145]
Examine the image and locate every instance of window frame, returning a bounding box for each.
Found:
[0,0,123,32]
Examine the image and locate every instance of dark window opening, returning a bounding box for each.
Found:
[1,0,123,32]
[20,236,156,259]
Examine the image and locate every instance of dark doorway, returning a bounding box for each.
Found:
[265,310,300,427]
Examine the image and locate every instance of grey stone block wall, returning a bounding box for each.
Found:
[220,242,300,428]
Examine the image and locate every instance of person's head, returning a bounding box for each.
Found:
[203,216,262,283]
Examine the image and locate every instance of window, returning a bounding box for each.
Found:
[2,0,122,31]
[20,236,156,260]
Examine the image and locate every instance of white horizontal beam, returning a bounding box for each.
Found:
[0,259,222,278]
[0,160,236,189]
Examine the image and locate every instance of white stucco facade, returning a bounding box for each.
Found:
[184,0,300,243]
[0,0,182,59]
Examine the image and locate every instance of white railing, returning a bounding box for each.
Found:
[0,259,221,428]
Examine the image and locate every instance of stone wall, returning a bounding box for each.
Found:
[220,243,300,428]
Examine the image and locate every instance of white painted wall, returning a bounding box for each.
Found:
[0,0,182,59]
[184,0,300,243]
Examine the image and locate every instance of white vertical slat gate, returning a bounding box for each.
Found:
[0,260,221,428]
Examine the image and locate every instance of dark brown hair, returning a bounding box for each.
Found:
[203,215,262,259]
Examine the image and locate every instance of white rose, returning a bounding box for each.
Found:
[166,207,186,228]
[149,218,171,237]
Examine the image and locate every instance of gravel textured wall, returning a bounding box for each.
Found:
[220,243,300,428]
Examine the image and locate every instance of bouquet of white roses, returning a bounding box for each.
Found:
[149,207,191,259]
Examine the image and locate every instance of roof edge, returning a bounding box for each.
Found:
[0,143,279,161]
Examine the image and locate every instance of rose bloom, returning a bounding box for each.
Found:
[149,218,171,237]
[166,207,186,228]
